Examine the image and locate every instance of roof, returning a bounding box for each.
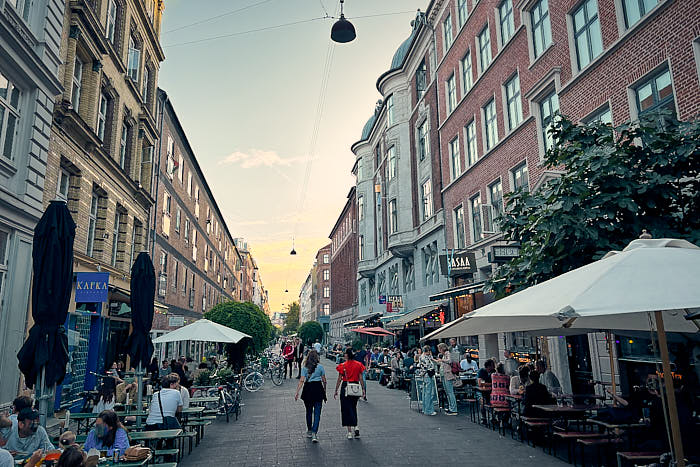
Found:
[385,302,447,329]
[360,114,377,140]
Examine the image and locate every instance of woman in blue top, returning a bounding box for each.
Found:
[83,410,129,458]
[294,349,326,443]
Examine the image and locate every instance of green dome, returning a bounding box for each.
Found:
[360,114,376,141]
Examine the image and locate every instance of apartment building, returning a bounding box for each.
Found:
[329,189,357,339]
[314,244,331,323]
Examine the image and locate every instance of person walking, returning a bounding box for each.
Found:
[419,346,437,416]
[334,348,366,439]
[282,340,294,379]
[294,338,305,379]
[294,350,327,443]
[436,343,458,415]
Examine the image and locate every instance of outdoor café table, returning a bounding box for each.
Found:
[506,394,524,413]
[130,428,183,456]
[70,411,99,434]
[101,454,152,466]
[587,418,647,436]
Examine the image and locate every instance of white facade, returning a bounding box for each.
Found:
[299,271,313,324]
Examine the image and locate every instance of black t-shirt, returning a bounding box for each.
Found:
[477,368,492,384]
[355,350,367,363]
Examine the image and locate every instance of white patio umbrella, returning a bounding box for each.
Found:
[153,319,251,344]
[423,238,700,466]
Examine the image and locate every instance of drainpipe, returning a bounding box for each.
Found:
[149,92,168,258]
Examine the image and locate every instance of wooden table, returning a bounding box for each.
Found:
[101,454,152,466]
[129,428,182,443]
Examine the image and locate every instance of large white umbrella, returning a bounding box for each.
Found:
[153,319,251,344]
[423,238,700,466]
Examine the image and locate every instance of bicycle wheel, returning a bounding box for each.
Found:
[270,366,282,386]
[243,372,264,392]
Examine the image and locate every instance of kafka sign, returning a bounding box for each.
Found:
[75,272,109,303]
[439,251,477,277]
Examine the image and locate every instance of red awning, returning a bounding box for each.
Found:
[351,328,384,336]
[351,326,396,337]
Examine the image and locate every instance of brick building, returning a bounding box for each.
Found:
[329,187,357,339]
[41,0,165,407]
[150,89,245,358]
[0,0,65,402]
[314,243,332,322]
[234,238,255,302]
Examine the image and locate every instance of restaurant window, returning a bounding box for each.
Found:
[454,206,466,249]
[449,136,461,181]
[531,0,552,58]
[573,0,603,70]
[0,71,21,161]
[465,120,478,166]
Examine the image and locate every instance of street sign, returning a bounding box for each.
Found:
[75,272,109,303]
[387,295,403,308]
[490,245,521,263]
[378,295,386,304]
[439,251,477,276]
[168,316,184,327]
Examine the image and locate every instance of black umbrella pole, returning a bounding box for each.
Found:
[136,364,144,429]
[37,368,52,428]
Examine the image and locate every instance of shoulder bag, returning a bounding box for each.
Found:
[342,364,363,397]
[158,391,181,430]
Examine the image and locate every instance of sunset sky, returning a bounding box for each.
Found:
[158,0,427,313]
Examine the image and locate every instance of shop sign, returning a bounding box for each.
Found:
[489,245,521,263]
[75,272,109,303]
[378,295,386,304]
[439,251,477,276]
[387,295,403,308]
[168,316,184,327]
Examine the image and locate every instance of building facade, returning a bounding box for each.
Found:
[314,244,331,323]
[0,0,65,402]
[329,188,358,339]
[234,238,255,302]
[40,0,164,408]
[299,270,314,324]
[151,89,244,354]
[351,11,446,339]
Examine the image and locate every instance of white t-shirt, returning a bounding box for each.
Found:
[0,448,13,467]
[460,359,478,372]
[313,343,322,353]
[93,396,116,413]
[179,386,190,409]
[145,388,183,425]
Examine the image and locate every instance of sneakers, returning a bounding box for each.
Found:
[426,412,437,416]
[347,432,354,440]
[445,411,458,416]
[354,428,360,438]
[306,430,313,438]
[312,433,318,443]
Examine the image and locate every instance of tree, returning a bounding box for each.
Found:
[298,321,324,345]
[205,301,273,355]
[283,302,300,334]
[489,111,699,296]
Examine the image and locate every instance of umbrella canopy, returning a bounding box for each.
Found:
[17,200,76,388]
[423,239,700,341]
[153,319,251,344]
[125,252,155,369]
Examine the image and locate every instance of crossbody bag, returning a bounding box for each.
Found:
[158,391,181,430]
[343,365,363,397]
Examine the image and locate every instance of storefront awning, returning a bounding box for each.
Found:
[343,319,365,328]
[351,326,395,336]
[350,328,383,336]
[386,303,446,330]
[429,281,486,301]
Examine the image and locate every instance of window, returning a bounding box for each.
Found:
[466,120,478,166]
[323,286,330,298]
[479,26,492,71]
[323,254,329,264]
[130,220,141,267]
[461,51,473,94]
[446,74,457,113]
[8,0,32,21]
[512,162,529,192]
[0,229,8,309]
[488,180,503,232]
[106,0,117,43]
[540,91,560,152]
[323,303,330,314]
[417,120,429,161]
[172,261,179,290]
[635,67,674,117]
[421,179,433,221]
[622,0,659,28]
[443,14,453,50]
[127,35,140,83]
[585,105,612,125]
[375,145,381,170]
[484,99,498,150]
[57,168,70,200]
[187,172,192,197]
[505,73,522,130]
[454,206,466,249]
[357,159,363,181]
[358,195,364,221]
[388,146,396,180]
[499,0,515,45]
[185,219,191,243]
[387,95,394,126]
[142,66,149,102]
[96,92,108,140]
[175,206,181,233]
[458,0,468,27]
[0,72,21,160]
[178,154,183,183]
[119,121,129,170]
[415,60,427,100]
[111,211,122,267]
[389,199,398,234]
[531,0,552,58]
[71,57,83,111]
[87,193,98,257]
[323,270,330,281]
[449,137,461,180]
[358,235,364,261]
[573,0,603,70]
[470,195,483,242]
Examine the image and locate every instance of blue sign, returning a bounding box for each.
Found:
[75,272,110,303]
[378,295,386,304]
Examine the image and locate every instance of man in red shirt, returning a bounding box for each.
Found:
[282,340,294,379]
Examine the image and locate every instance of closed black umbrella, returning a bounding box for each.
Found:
[17,200,75,390]
[125,251,155,369]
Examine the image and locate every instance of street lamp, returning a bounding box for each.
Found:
[290,238,297,255]
[331,0,356,43]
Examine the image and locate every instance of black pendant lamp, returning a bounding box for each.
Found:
[331,0,356,43]
[290,238,297,255]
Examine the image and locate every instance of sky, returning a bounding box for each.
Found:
[158,0,427,313]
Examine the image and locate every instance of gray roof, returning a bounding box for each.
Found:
[360,113,377,140]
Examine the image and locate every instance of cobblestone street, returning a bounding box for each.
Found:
[179,357,567,466]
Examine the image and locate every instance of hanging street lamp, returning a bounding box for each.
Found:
[331,0,356,43]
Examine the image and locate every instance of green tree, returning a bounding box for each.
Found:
[298,321,324,345]
[205,301,273,355]
[488,111,699,296]
[283,302,300,334]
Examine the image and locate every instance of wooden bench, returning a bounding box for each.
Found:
[576,437,624,467]
[616,451,663,467]
[553,432,605,463]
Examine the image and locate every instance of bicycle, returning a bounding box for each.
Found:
[261,355,284,386]
[242,364,264,392]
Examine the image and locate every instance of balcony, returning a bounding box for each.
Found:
[357,257,378,278]
[417,211,445,239]
[387,230,416,258]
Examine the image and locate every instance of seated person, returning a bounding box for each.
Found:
[58,431,76,451]
[4,409,54,458]
[145,374,183,431]
[460,354,479,373]
[93,377,117,413]
[510,365,530,396]
[115,382,137,405]
[83,410,129,457]
[522,370,555,417]
[0,396,33,444]
[402,352,415,376]
[536,359,561,394]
